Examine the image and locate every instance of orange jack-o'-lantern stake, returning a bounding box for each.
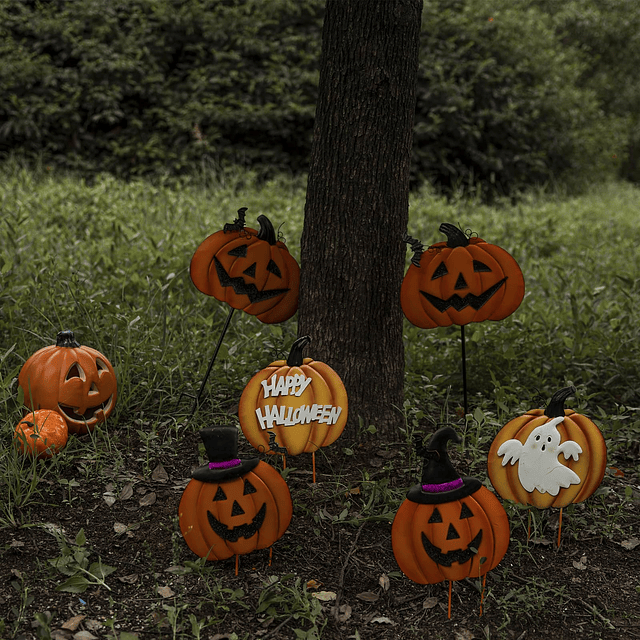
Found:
[178,426,292,575]
[392,427,509,618]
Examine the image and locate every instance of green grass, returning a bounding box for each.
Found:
[1,162,639,638]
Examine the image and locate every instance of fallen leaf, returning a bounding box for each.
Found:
[113,523,128,535]
[10,540,25,548]
[379,574,390,591]
[103,493,116,507]
[312,591,337,601]
[356,591,379,603]
[84,620,103,633]
[531,537,552,546]
[306,579,322,590]
[573,555,588,570]
[51,630,72,640]
[336,604,352,622]
[157,585,175,598]
[61,615,86,631]
[139,492,157,507]
[370,616,394,625]
[119,483,134,501]
[454,630,475,640]
[621,538,640,550]
[152,464,169,483]
[423,597,438,609]
[73,632,98,640]
[118,574,139,584]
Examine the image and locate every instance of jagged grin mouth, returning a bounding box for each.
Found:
[58,396,114,423]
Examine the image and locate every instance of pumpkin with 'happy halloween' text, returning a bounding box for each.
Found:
[179,426,292,562]
[13,409,68,459]
[401,223,525,328]
[190,208,300,324]
[18,330,117,435]
[487,387,607,509]
[392,427,509,585]
[238,336,348,457]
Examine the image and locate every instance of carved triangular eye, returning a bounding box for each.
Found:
[231,500,245,516]
[428,508,443,524]
[66,364,84,380]
[228,244,248,258]
[431,262,448,280]
[460,503,474,519]
[446,523,460,540]
[243,479,257,496]
[213,486,227,501]
[96,358,108,372]
[243,263,257,279]
[266,259,282,278]
[473,260,492,273]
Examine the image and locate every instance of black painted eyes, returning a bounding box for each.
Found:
[431,260,492,280]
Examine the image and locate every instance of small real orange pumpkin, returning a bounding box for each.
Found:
[18,330,117,435]
[401,223,525,328]
[190,208,300,324]
[238,336,348,457]
[178,426,292,564]
[13,409,68,459]
[487,387,607,509]
[392,427,509,586]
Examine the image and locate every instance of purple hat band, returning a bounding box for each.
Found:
[209,458,241,470]
[422,477,464,493]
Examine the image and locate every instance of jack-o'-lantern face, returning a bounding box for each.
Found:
[18,330,117,435]
[190,210,300,323]
[402,223,524,328]
[392,488,510,584]
[178,461,292,562]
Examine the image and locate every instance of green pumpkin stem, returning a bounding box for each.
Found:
[257,215,278,245]
[287,336,312,367]
[439,223,470,248]
[403,232,424,267]
[544,386,576,418]
[56,330,80,348]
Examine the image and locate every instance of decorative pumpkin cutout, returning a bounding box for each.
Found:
[401,223,525,328]
[392,427,509,589]
[18,330,117,435]
[13,409,68,459]
[487,387,607,509]
[190,208,300,323]
[178,426,292,568]
[238,336,348,458]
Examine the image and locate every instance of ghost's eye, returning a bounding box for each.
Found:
[547,437,552,442]
[535,435,540,441]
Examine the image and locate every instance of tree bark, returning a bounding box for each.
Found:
[298,0,423,438]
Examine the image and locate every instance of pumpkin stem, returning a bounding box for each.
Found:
[544,386,576,418]
[257,214,278,245]
[56,330,80,348]
[287,336,312,367]
[223,207,248,233]
[403,232,424,267]
[439,223,470,248]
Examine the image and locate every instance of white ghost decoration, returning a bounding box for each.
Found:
[497,416,582,495]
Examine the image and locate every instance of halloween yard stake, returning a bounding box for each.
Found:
[401,224,525,414]
[178,426,292,575]
[239,336,348,482]
[185,208,301,415]
[18,330,117,434]
[488,386,607,547]
[392,426,509,618]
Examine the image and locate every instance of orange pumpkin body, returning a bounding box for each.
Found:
[488,404,606,509]
[402,224,524,328]
[18,331,117,434]
[392,485,509,584]
[190,213,300,324]
[178,460,292,561]
[13,410,68,459]
[238,337,348,456]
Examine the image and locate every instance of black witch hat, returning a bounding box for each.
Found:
[192,426,259,482]
[407,426,482,504]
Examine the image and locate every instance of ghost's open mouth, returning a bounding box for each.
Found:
[58,396,113,423]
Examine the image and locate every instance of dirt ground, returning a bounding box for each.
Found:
[2,420,639,640]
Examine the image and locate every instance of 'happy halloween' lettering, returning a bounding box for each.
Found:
[255,404,343,430]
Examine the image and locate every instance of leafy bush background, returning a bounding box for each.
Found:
[0,0,635,195]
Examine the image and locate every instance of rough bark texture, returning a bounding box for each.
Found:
[298,0,423,438]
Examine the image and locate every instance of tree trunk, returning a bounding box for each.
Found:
[298,0,423,439]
